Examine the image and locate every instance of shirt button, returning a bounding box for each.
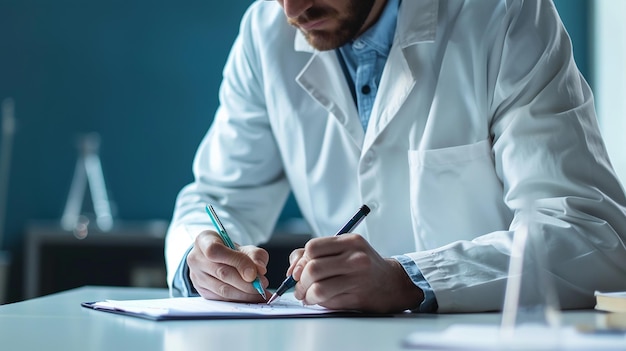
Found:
[353,40,365,50]
[361,85,371,94]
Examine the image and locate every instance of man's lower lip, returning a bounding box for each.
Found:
[299,19,327,31]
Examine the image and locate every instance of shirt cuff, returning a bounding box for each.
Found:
[393,254,439,313]
[170,245,200,297]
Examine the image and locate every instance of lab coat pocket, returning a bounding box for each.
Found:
[408,139,510,249]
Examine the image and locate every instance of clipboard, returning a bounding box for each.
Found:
[81,293,385,321]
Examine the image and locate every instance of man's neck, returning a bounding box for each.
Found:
[357,0,389,37]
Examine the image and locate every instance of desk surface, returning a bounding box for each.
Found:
[0,286,608,351]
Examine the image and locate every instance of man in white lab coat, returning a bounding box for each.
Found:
[165,0,626,313]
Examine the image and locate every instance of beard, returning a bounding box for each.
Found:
[288,0,376,51]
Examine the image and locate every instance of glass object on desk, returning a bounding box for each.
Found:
[61,133,115,239]
[500,202,562,349]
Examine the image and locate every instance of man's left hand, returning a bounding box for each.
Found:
[289,234,424,313]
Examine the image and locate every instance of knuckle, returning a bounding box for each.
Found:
[304,238,330,258]
[196,230,216,246]
[194,233,204,245]
[217,283,231,298]
[214,265,230,281]
[344,233,366,246]
[306,260,323,277]
[253,248,269,262]
[205,242,223,258]
[186,250,198,265]
[231,253,248,270]
[308,283,327,300]
[304,239,321,254]
[350,251,371,268]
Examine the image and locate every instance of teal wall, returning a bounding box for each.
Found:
[554,0,591,84]
[0,0,590,302]
[0,0,255,302]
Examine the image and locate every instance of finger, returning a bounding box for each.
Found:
[291,263,305,282]
[304,234,366,259]
[299,275,359,307]
[188,248,264,296]
[286,248,305,276]
[207,260,269,293]
[239,245,269,276]
[289,248,305,265]
[316,292,361,310]
[294,250,371,301]
[191,232,269,292]
[195,230,262,282]
[300,252,358,282]
[293,254,351,300]
[189,243,269,298]
[190,269,267,303]
[202,239,261,282]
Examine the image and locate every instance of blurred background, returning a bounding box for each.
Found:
[0,0,623,304]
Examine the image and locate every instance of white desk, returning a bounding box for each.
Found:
[0,286,610,351]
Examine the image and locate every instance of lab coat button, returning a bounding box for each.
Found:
[364,151,376,166]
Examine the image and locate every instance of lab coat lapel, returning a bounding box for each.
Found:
[295,34,365,148]
[363,0,438,152]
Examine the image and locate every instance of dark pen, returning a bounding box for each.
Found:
[266,204,371,305]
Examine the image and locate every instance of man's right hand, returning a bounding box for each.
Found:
[187,230,269,303]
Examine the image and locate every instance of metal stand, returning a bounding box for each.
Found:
[60,133,114,238]
[0,98,16,304]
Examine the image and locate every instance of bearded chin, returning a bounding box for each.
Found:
[301,24,361,51]
[293,0,374,51]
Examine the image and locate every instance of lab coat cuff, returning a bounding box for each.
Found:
[393,254,438,313]
[171,245,199,297]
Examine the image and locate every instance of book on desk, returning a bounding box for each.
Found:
[594,291,626,332]
[595,291,626,313]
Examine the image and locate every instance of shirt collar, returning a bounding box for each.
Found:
[352,0,400,57]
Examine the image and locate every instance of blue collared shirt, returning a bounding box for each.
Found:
[336,0,397,130]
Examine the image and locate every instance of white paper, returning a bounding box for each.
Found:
[90,292,341,318]
[403,324,626,350]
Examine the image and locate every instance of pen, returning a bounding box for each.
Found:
[267,204,371,305]
[205,205,267,300]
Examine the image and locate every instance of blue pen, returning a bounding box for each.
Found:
[267,204,371,304]
[205,205,267,300]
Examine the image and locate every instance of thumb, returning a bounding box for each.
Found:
[286,248,305,276]
[230,251,259,282]
[197,231,259,282]
[239,245,269,276]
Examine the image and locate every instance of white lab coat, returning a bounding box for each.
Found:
[166,0,626,312]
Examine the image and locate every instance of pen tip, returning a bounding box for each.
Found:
[267,293,279,305]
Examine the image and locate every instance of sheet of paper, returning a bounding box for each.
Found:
[88,292,342,319]
[403,324,626,350]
